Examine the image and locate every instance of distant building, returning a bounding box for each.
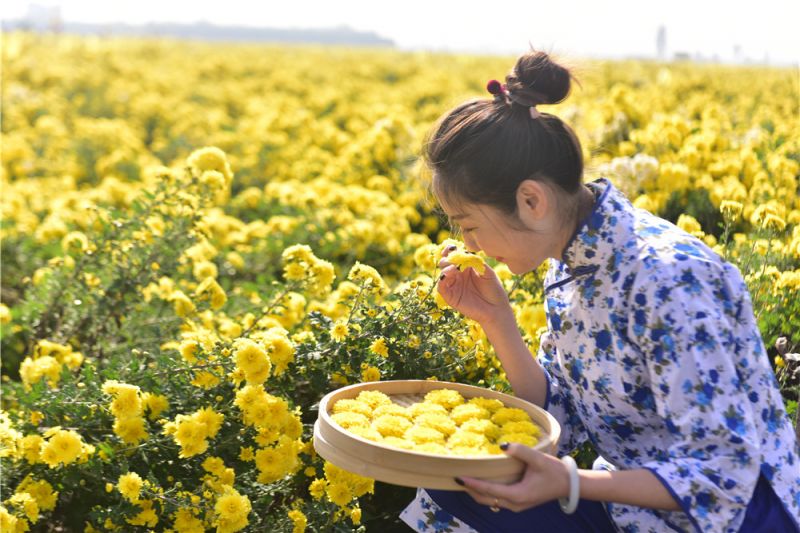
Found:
[656,25,666,60]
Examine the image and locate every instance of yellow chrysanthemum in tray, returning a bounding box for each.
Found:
[423,389,465,410]
[373,403,412,420]
[314,380,560,490]
[330,412,369,429]
[331,399,373,418]
[327,386,541,457]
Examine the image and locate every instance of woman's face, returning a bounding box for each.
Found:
[439,180,569,275]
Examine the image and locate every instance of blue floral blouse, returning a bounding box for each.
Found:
[539,177,799,531]
[402,177,800,532]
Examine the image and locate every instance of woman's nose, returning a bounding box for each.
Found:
[463,234,480,253]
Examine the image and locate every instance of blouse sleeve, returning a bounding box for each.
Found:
[536,329,589,457]
[628,257,764,533]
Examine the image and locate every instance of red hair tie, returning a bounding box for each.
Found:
[486,79,505,95]
[487,79,540,119]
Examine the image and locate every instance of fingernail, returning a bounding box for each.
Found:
[447,245,457,251]
[499,442,509,451]
[454,477,465,486]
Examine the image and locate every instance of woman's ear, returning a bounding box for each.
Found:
[516,179,550,222]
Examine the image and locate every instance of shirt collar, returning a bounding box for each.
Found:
[559,177,631,273]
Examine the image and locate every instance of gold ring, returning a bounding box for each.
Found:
[489,497,500,513]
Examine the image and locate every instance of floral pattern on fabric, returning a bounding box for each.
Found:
[401,488,479,533]
[539,177,800,532]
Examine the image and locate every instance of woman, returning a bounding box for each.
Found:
[400,50,800,532]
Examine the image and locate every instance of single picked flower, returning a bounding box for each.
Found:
[446,250,486,275]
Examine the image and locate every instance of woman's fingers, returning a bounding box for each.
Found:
[458,476,521,503]
[437,244,460,268]
[437,264,459,286]
[461,486,496,507]
[500,443,543,467]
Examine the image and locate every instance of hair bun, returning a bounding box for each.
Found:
[505,50,573,106]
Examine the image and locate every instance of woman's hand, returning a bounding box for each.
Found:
[437,246,513,327]
[456,443,570,512]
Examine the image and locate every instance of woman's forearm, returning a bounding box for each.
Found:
[579,467,681,511]
[480,312,548,408]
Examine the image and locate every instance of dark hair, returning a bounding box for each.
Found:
[422,49,584,216]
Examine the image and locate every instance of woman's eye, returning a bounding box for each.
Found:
[462,227,476,234]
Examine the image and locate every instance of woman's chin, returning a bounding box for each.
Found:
[506,262,525,275]
[507,259,541,275]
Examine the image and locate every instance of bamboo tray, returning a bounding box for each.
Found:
[313,380,560,490]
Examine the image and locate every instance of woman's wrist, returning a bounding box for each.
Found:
[479,308,548,407]
[479,306,517,335]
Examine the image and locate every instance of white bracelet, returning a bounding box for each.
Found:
[558,455,580,514]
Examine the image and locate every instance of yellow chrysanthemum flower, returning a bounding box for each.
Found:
[372,415,412,438]
[491,407,531,426]
[372,403,411,420]
[326,482,353,507]
[404,425,446,445]
[288,509,308,533]
[467,397,505,412]
[8,492,39,524]
[355,390,392,409]
[233,338,271,384]
[332,399,373,418]
[445,250,486,275]
[460,419,501,440]
[498,432,538,447]
[40,429,83,468]
[331,412,370,430]
[171,290,196,318]
[172,508,205,533]
[347,262,386,293]
[423,389,465,410]
[346,425,383,441]
[361,365,381,382]
[141,392,169,420]
[330,320,349,342]
[407,402,447,420]
[450,403,490,425]
[719,200,743,220]
[20,435,44,464]
[501,420,540,436]
[113,416,148,444]
[214,487,251,532]
[447,429,488,450]
[369,337,389,358]
[178,339,200,364]
[104,382,142,419]
[117,472,143,503]
[414,412,457,436]
[187,146,233,187]
[308,478,328,500]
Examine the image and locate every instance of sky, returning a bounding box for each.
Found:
[4,0,800,65]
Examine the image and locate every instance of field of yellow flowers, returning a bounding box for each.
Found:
[1,32,798,531]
